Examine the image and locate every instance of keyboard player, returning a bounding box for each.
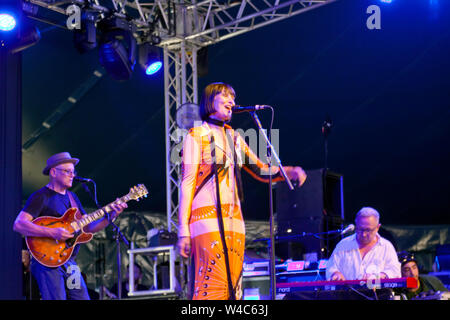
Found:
[326,207,401,281]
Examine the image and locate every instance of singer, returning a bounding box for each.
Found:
[13,152,128,300]
[326,207,401,281]
[176,82,307,300]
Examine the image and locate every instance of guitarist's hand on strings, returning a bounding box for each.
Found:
[51,227,74,241]
[108,198,128,221]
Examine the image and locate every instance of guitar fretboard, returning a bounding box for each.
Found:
[74,195,130,230]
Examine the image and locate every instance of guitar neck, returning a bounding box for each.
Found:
[77,195,130,229]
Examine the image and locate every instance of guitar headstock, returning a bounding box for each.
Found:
[128,184,149,201]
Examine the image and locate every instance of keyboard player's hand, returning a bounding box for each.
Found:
[330,271,345,281]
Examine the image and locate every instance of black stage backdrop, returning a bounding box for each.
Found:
[0,49,23,299]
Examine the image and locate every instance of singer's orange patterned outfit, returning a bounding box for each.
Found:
[178,121,283,300]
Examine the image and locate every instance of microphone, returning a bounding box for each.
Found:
[322,115,333,135]
[341,224,355,235]
[74,176,93,183]
[231,105,269,113]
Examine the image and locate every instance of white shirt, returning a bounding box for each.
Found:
[326,233,401,280]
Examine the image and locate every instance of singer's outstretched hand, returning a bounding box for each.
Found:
[284,166,307,186]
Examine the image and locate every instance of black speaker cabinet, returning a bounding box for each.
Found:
[275,169,344,260]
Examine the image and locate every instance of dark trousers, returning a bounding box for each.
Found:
[30,258,90,300]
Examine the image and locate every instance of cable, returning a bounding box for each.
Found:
[347,286,374,300]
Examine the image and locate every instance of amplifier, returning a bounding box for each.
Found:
[276,259,327,284]
[242,259,270,300]
[243,260,270,277]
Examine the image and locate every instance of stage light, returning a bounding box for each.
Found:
[0,11,40,54]
[0,13,16,32]
[146,61,162,75]
[99,29,136,81]
[138,43,162,76]
[73,10,97,54]
[98,17,137,81]
[380,0,392,3]
[9,23,40,53]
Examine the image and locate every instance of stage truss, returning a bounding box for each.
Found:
[22,0,337,233]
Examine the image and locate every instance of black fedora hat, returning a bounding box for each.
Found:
[42,152,79,175]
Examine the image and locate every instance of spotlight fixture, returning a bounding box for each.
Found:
[0,13,16,32]
[9,22,40,53]
[73,10,98,54]
[0,9,40,54]
[138,43,162,75]
[98,17,137,81]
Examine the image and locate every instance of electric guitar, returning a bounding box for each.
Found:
[25,184,148,267]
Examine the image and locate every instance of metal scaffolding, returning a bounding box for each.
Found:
[163,42,198,232]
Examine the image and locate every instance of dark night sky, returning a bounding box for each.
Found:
[21,0,450,226]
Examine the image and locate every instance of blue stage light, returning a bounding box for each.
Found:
[0,13,16,32]
[380,0,392,3]
[146,61,162,75]
[139,43,163,76]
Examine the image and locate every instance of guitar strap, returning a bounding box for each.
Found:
[67,191,82,219]
[210,134,236,300]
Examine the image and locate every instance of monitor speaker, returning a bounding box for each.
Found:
[275,169,344,260]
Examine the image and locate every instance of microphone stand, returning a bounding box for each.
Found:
[322,118,332,172]
[80,180,130,300]
[322,117,333,257]
[249,111,293,301]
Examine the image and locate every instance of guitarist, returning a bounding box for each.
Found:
[13,152,127,300]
